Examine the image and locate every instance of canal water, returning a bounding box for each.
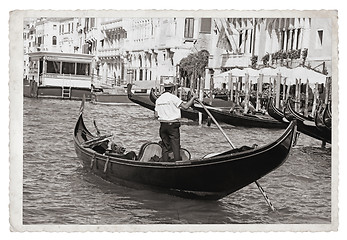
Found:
[23,98,331,225]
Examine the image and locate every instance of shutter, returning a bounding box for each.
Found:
[200,18,211,33]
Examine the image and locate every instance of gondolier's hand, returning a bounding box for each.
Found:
[154,110,159,119]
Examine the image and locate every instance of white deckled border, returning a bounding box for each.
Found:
[9,9,339,233]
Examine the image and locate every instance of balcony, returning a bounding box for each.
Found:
[101,19,123,31]
[98,47,121,58]
[220,53,251,68]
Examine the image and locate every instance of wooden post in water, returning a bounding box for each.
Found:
[235,77,240,105]
[198,77,204,125]
[294,78,299,112]
[304,79,309,117]
[328,76,332,103]
[197,77,201,97]
[256,74,263,111]
[324,77,331,105]
[282,77,287,108]
[190,75,194,96]
[200,77,205,101]
[298,78,302,112]
[286,79,291,104]
[228,72,233,103]
[209,75,214,105]
[275,73,281,109]
[244,73,250,114]
[312,82,319,118]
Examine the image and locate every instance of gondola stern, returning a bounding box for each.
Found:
[126,83,133,98]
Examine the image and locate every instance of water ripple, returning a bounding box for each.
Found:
[23,98,331,225]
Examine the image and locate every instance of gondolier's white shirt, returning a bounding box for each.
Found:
[155,92,183,122]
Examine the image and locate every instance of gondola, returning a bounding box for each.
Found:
[267,97,287,123]
[323,102,332,130]
[284,98,331,143]
[149,88,205,121]
[192,104,288,129]
[314,103,332,141]
[126,84,156,111]
[74,97,297,200]
[151,88,234,109]
[286,98,314,122]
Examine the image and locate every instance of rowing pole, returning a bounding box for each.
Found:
[195,99,276,212]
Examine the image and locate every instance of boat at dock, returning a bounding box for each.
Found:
[24,52,94,100]
[267,97,287,123]
[192,103,288,129]
[284,98,331,143]
[74,97,297,200]
[91,86,144,105]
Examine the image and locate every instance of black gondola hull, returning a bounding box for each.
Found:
[284,99,331,143]
[74,107,297,200]
[193,105,288,129]
[267,97,287,123]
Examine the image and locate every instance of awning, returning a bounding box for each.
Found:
[214,66,328,85]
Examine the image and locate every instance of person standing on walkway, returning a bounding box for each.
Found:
[154,82,197,162]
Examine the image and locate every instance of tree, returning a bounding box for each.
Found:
[179,50,209,88]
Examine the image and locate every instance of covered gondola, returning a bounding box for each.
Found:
[74,98,297,200]
[284,98,331,144]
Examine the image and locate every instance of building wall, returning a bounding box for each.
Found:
[306,18,332,74]
[23,17,333,88]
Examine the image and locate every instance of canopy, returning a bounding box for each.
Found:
[213,66,328,86]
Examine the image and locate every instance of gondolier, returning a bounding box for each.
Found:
[154,82,197,162]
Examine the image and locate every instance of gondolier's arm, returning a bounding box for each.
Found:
[179,95,198,110]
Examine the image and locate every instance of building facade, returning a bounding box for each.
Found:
[23,17,332,89]
[206,18,332,80]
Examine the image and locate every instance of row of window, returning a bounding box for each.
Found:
[184,18,212,38]
[46,61,90,76]
[59,23,74,34]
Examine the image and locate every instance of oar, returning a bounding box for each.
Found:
[194,99,235,148]
[195,99,276,211]
[93,119,101,137]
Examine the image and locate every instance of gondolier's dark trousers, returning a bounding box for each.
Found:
[159,122,181,162]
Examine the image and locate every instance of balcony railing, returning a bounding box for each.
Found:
[98,47,121,58]
[220,53,251,68]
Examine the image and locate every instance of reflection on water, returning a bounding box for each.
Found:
[23,98,331,225]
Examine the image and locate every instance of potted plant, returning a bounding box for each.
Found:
[261,53,269,66]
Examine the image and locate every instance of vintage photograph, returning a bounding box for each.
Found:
[9,10,338,232]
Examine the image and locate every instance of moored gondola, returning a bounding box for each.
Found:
[192,104,288,129]
[74,98,297,200]
[286,98,314,122]
[284,98,331,144]
[126,84,155,111]
[323,102,332,130]
[267,97,288,123]
[314,103,332,142]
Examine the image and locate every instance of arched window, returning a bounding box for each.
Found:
[52,36,57,46]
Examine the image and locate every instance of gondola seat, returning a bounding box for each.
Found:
[137,142,163,162]
[137,142,191,162]
[106,151,138,160]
